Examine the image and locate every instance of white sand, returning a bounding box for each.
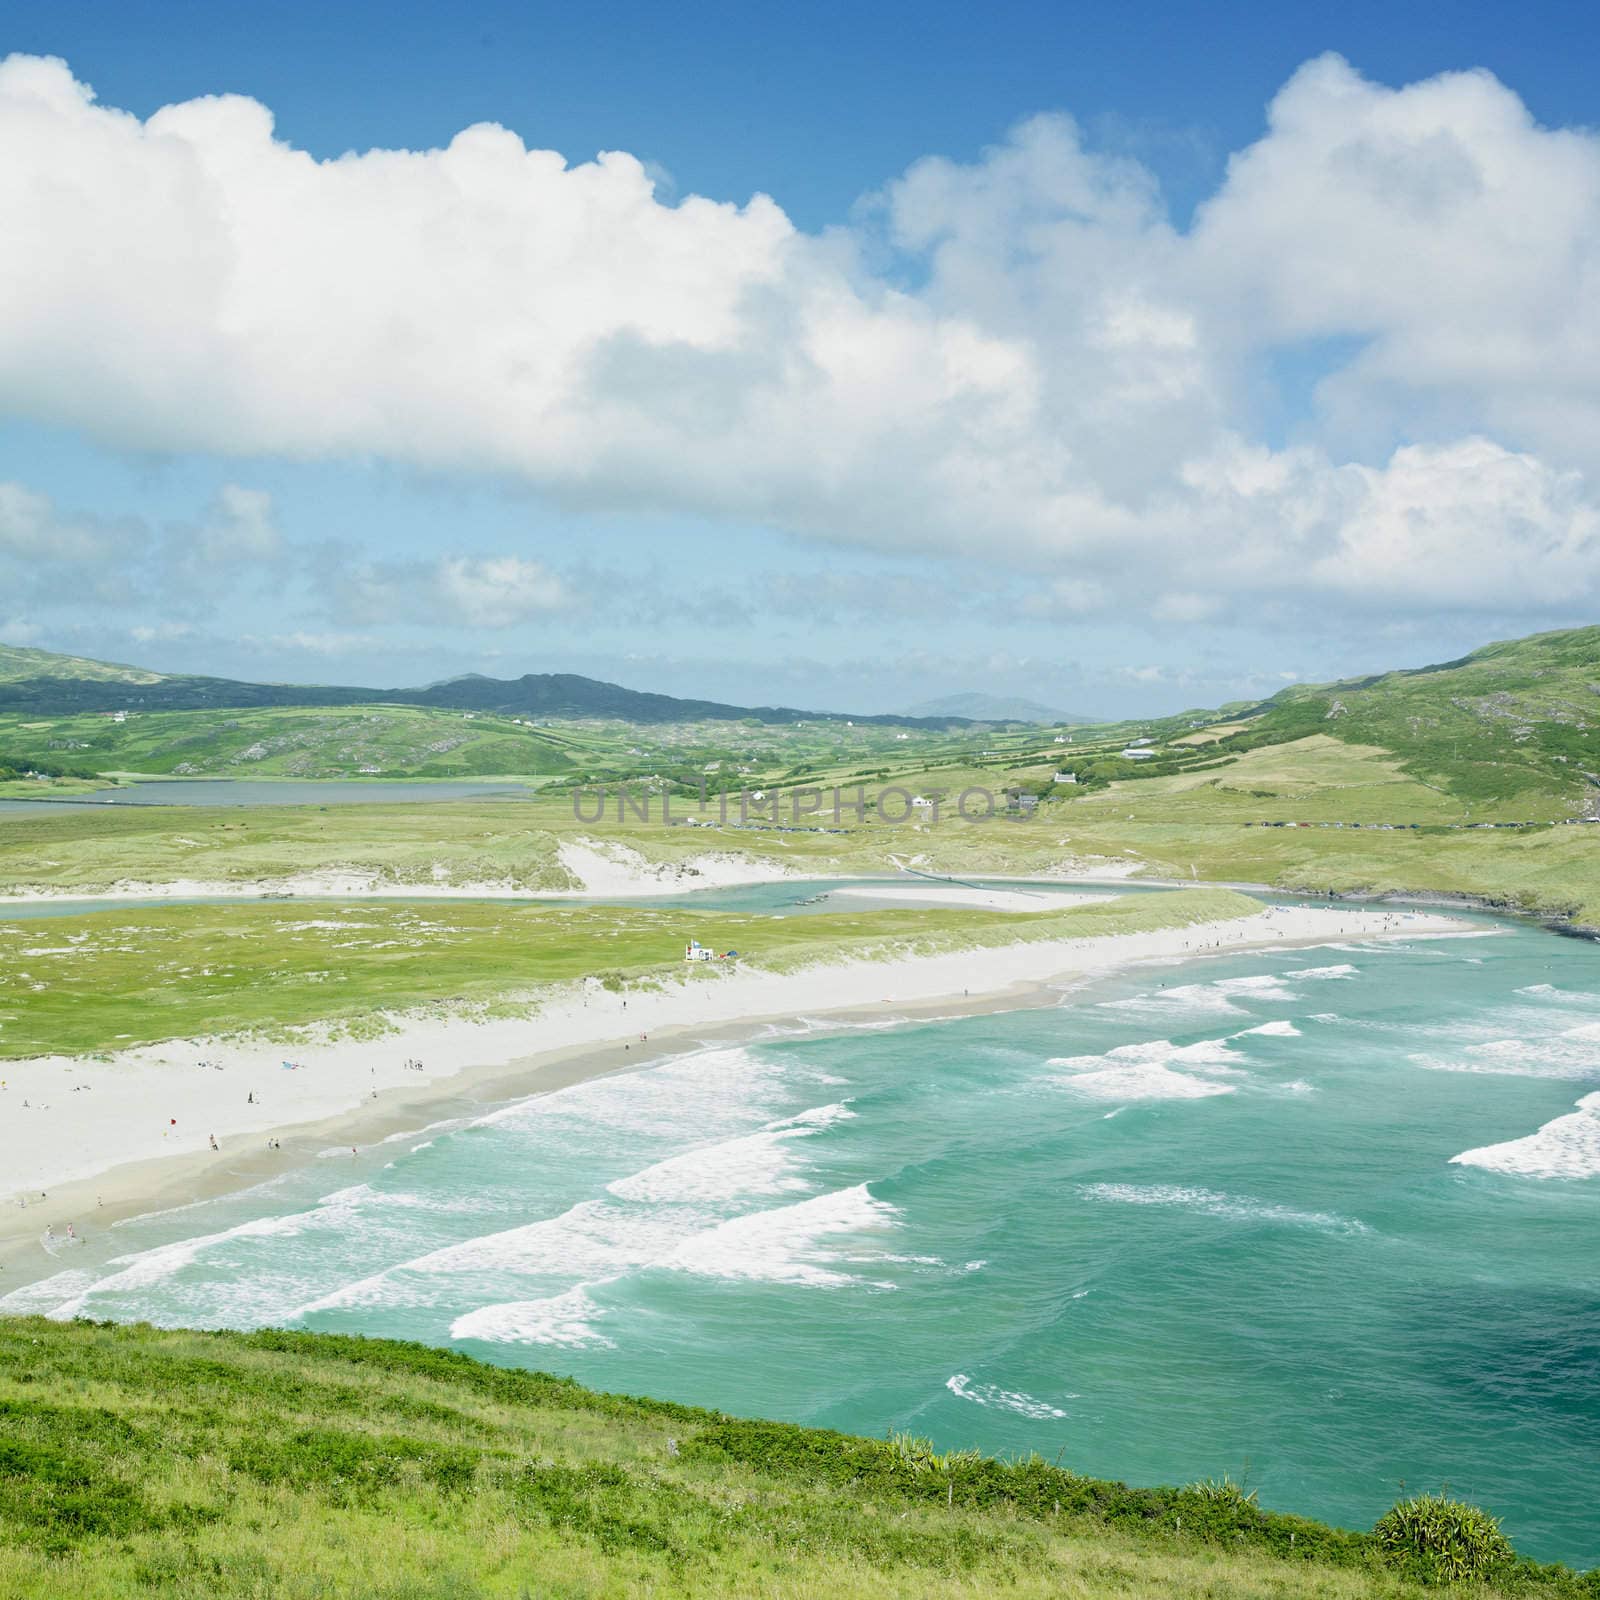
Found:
[0,902,1468,1205]
[547,840,801,896]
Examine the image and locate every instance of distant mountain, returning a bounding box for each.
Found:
[0,643,165,686]
[903,692,1097,724]
[0,649,982,729]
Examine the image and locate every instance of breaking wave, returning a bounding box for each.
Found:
[451,1286,615,1349]
[666,1184,900,1287]
[1450,1092,1600,1181]
[946,1373,1069,1420]
[1048,1037,1243,1100]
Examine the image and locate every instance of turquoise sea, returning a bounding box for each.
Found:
[5,902,1598,1565]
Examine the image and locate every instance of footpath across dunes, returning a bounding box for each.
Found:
[1,1317,1592,1599]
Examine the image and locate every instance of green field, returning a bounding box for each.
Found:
[6,624,1600,937]
[0,888,1253,1059]
[1,1317,1588,1599]
[0,704,579,782]
[0,702,1089,786]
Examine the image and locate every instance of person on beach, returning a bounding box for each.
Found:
[209,1134,219,1151]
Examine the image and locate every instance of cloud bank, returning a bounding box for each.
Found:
[2,51,1599,616]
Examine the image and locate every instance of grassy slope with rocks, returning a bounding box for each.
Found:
[1190,625,1600,817]
[1,1318,1591,1600]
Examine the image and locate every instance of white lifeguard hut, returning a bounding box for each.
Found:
[684,938,717,962]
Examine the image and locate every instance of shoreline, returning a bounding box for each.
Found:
[0,901,1471,1277]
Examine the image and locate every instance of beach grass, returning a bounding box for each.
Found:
[1,1316,1590,1599]
[0,887,1257,1060]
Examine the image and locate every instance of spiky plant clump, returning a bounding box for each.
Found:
[1184,1475,1259,1509]
[1374,1494,1514,1583]
[885,1431,983,1476]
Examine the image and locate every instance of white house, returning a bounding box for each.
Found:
[1053,771,1077,784]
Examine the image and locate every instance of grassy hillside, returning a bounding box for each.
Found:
[0,704,577,781]
[0,699,1066,784]
[0,645,163,685]
[1198,626,1600,816]
[0,888,1253,1058]
[7,623,1600,927]
[1,1317,1590,1599]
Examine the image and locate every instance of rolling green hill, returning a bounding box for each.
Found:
[0,647,996,729]
[0,644,163,686]
[0,704,577,782]
[1,1317,1589,1599]
[1209,626,1600,815]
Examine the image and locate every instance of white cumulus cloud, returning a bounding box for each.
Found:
[2,52,1600,618]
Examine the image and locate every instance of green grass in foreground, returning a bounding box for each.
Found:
[1,1318,1591,1599]
[0,888,1255,1060]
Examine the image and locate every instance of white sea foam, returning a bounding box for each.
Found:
[1048,1037,1240,1100]
[473,1046,786,1139]
[1238,1020,1302,1037]
[1101,972,1299,1020]
[1410,1019,1600,1081]
[1450,1092,1600,1180]
[294,1088,867,1317]
[606,1103,853,1205]
[945,1373,1069,1420]
[31,1207,323,1320]
[450,1286,615,1349]
[0,1268,99,1315]
[1076,1183,1369,1234]
[400,1199,689,1281]
[1283,964,1357,980]
[666,1184,900,1286]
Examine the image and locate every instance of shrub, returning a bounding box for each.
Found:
[886,1431,983,1475]
[1374,1494,1514,1583]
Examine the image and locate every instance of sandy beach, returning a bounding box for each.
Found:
[0,900,1472,1269]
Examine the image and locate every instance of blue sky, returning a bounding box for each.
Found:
[3,2,1600,714]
